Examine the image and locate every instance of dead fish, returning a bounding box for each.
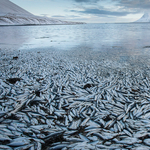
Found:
[13,144,33,150]
[48,143,69,150]
[65,137,84,142]
[80,117,90,127]
[69,119,81,130]
[143,138,150,146]
[8,137,31,147]
[0,134,11,142]
[44,131,65,142]
[0,145,13,150]
[115,137,142,145]
[30,125,49,130]
[79,134,90,142]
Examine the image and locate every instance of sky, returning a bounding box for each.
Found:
[10,0,147,23]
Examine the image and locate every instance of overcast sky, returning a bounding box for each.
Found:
[10,0,146,23]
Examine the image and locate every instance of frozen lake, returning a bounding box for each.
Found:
[1,23,150,63]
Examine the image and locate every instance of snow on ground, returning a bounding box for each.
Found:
[136,13,150,22]
[0,0,81,25]
[0,14,76,25]
[0,0,32,16]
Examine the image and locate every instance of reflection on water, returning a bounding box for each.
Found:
[0,26,30,49]
[0,23,150,63]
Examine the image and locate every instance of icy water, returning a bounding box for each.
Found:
[1,23,150,63]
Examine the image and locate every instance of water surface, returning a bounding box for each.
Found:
[1,23,150,64]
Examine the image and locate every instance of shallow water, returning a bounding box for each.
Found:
[0,23,150,64]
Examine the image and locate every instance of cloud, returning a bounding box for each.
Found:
[74,0,99,3]
[40,14,50,17]
[71,8,136,16]
[113,0,150,10]
[74,0,150,11]
[52,15,65,18]
[71,0,145,21]
[52,15,80,18]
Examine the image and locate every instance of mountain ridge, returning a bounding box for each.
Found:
[0,0,33,16]
[136,13,150,22]
[0,0,81,25]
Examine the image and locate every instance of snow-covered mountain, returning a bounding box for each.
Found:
[0,0,80,25]
[136,13,150,22]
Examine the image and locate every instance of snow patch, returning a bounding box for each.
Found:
[136,13,150,22]
[0,0,82,25]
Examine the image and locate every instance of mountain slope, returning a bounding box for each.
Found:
[136,13,150,22]
[0,0,33,16]
[0,0,78,25]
